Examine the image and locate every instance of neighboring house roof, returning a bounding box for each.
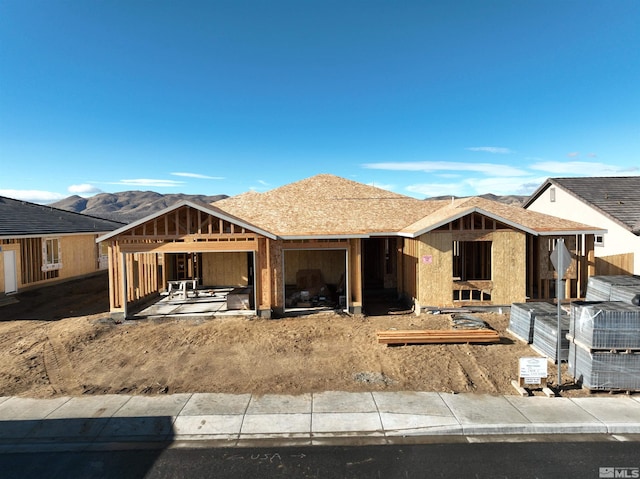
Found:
[523,177,640,235]
[0,195,125,238]
[96,200,278,243]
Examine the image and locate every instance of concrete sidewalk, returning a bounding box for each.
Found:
[1,391,640,451]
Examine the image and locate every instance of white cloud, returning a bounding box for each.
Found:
[530,161,640,175]
[0,189,66,203]
[362,161,528,177]
[171,172,225,179]
[567,152,580,157]
[68,183,102,195]
[466,147,514,154]
[111,179,186,187]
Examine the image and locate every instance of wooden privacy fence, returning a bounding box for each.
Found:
[377,329,500,345]
[595,253,634,276]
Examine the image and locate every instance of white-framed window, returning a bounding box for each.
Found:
[42,237,62,271]
[549,187,556,202]
[594,234,605,247]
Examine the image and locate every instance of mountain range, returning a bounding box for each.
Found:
[51,191,526,224]
[51,191,228,223]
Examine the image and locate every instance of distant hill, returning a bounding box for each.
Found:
[51,190,526,224]
[51,191,228,223]
[426,193,527,206]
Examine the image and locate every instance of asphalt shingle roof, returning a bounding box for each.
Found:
[0,196,125,238]
[524,177,640,235]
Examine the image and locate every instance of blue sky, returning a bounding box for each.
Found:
[1,1,638,203]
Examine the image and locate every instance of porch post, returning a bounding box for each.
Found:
[349,238,363,314]
[257,237,272,318]
[121,251,128,320]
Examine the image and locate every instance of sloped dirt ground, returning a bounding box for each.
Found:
[0,273,591,398]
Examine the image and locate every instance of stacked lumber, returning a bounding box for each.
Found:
[377,329,500,345]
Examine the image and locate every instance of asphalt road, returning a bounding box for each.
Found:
[1,437,639,479]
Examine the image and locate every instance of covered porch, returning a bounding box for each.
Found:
[98,201,275,321]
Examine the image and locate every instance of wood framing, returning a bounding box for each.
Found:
[97,175,605,319]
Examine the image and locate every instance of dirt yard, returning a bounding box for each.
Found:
[0,273,590,399]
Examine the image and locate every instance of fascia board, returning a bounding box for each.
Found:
[279,234,370,240]
[536,228,608,236]
[407,207,540,238]
[96,200,277,243]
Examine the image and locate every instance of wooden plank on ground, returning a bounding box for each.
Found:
[376,329,500,345]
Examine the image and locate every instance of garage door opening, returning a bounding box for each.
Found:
[283,249,347,313]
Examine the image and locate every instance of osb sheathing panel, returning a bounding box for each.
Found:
[216,175,443,236]
[401,238,419,300]
[418,232,453,307]
[283,249,346,285]
[201,252,248,286]
[59,235,98,279]
[490,230,527,304]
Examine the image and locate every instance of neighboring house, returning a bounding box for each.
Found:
[524,177,640,275]
[97,174,605,320]
[0,196,125,295]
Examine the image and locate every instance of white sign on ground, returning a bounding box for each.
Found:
[519,357,548,385]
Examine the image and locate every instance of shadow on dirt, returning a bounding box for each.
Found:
[0,272,110,321]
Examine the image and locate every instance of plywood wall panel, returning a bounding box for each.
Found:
[418,232,453,307]
[491,230,527,304]
[59,235,98,279]
[283,249,345,285]
[201,252,248,286]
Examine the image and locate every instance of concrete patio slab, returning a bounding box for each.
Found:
[241,413,311,438]
[571,397,640,434]
[0,396,71,420]
[112,393,191,417]
[173,414,243,440]
[181,393,251,416]
[373,391,452,416]
[312,391,376,413]
[312,412,383,436]
[246,394,312,414]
